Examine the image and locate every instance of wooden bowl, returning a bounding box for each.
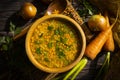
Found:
[25,14,86,73]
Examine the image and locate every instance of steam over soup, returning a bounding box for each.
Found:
[30,19,81,68]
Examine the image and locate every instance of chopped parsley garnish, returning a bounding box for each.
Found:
[48,25,54,30]
[36,48,41,54]
[47,42,53,48]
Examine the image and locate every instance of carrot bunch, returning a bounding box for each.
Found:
[85,13,118,60]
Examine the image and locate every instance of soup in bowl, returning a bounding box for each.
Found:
[25,14,86,73]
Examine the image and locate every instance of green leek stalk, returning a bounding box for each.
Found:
[95,52,110,80]
[63,57,88,80]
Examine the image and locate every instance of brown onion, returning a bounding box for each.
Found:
[88,14,107,31]
[20,2,37,19]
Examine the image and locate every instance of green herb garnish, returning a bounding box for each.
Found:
[54,27,64,36]
[48,25,54,30]
[47,42,53,48]
[56,47,65,58]
[36,48,41,54]
[60,37,68,44]
[54,29,59,35]
[57,51,65,58]
[44,57,49,62]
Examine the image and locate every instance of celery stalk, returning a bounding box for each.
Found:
[71,57,88,80]
[63,57,88,80]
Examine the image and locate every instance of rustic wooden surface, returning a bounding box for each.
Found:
[0,0,106,80]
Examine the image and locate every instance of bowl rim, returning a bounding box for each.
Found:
[25,14,86,73]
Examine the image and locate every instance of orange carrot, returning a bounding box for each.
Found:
[103,13,115,51]
[85,27,111,60]
[85,13,118,60]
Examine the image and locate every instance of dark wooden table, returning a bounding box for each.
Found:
[0,0,105,80]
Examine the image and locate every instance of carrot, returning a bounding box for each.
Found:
[85,26,112,60]
[103,13,115,51]
[85,13,118,60]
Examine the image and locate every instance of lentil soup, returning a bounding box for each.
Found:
[30,19,81,68]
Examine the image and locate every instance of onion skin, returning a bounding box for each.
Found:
[20,2,37,19]
[88,15,107,31]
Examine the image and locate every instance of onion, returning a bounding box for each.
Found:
[20,2,37,19]
[88,14,107,31]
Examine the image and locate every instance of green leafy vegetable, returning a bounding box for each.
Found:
[9,21,22,36]
[0,36,12,51]
[77,0,99,19]
[83,0,94,15]
[14,27,22,35]
[10,21,16,32]
[1,44,8,51]
[0,36,6,44]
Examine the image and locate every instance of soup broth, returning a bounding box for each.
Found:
[30,19,81,68]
